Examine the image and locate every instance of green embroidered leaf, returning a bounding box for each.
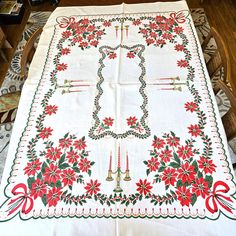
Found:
[158,166,165,172]
[42,194,47,206]
[146,168,150,176]
[41,162,48,174]
[143,161,148,165]
[205,175,213,188]
[27,177,35,189]
[58,154,66,166]
[88,169,92,176]
[197,171,203,178]
[173,152,180,165]
[90,161,95,166]
[165,184,169,191]
[192,160,198,172]
[37,172,42,180]
[56,180,62,188]
[107,201,111,206]
[139,194,143,201]
[169,162,180,168]
[191,193,197,206]
[176,180,183,188]
[73,167,80,173]
[59,163,70,169]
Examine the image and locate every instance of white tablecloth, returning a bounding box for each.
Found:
[0,1,236,235]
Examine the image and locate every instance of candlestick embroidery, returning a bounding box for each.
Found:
[106,145,131,192]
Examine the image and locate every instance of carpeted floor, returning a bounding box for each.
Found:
[0,9,235,182]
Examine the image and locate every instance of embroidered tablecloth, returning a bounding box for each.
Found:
[1,1,236,235]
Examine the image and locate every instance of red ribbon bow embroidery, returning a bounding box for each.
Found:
[59,17,76,28]
[7,183,34,216]
[170,11,186,23]
[205,181,234,214]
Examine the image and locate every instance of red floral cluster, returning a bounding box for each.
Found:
[143,132,217,207]
[62,17,106,49]
[138,15,181,48]
[24,131,96,207]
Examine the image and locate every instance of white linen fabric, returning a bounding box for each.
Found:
[0,1,236,235]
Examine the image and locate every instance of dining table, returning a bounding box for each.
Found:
[0,1,236,235]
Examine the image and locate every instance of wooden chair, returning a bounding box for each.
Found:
[201,27,233,93]
[202,27,236,141]
[20,27,43,80]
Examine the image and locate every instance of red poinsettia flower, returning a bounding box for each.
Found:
[133,19,141,26]
[188,124,202,137]
[76,26,86,35]
[47,187,62,207]
[72,36,83,43]
[43,163,61,184]
[108,52,117,59]
[150,32,157,38]
[103,20,111,27]
[90,40,99,47]
[87,34,95,41]
[152,137,165,149]
[165,18,175,26]
[159,149,172,163]
[174,44,185,51]
[80,18,89,25]
[126,116,138,126]
[162,33,173,40]
[84,179,101,195]
[156,39,166,46]
[24,159,41,176]
[59,137,72,149]
[198,156,216,174]
[61,48,71,55]
[162,168,178,186]
[146,38,155,45]
[73,138,86,150]
[103,117,114,127]
[62,30,72,38]
[136,179,152,196]
[147,157,159,172]
[57,63,68,71]
[30,178,47,199]
[45,105,58,115]
[79,41,89,48]
[177,145,194,159]
[166,135,180,147]
[177,59,188,68]
[45,147,62,161]
[160,23,170,31]
[39,127,53,140]
[61,169,76,186]
[79,158,91,172]
[185,101,198,112]
[149,22,158,30]
[66,150,80,164]
[127,51,135,58]
[192,177,210,199]
[96,30,104,36]
[87,25,95,32]
[155,15,163,23]
[140,28,148,35]
[176,186,192,207]
[178,162,196,184]
[174,26,184,34]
